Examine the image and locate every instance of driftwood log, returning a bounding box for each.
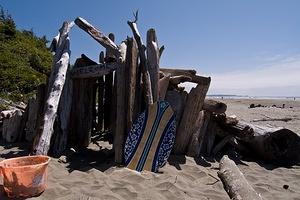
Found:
[33,21,73,155]
[2,109,24,143]
[216,117,300,165]
[127,11,153,105]
[158,74,170,100]
[203,99,227,114]
[125,37,139,132]
[114,42,127,164]
[187,111,212,157]
[173,78,211,154]
[218,155,263,200]
[165,90,187,127]
[75,17,120,58]
[147,28,160,102]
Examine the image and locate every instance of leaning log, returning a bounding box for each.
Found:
[173,79,211,154]
[217,119,300,165]
[75,17,120,58]
[128,11,153,105]
[218,155,263,200]
[33,21,72,155]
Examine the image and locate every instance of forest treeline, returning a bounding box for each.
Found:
[0,7,52,102]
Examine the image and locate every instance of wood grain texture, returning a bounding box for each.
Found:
[173,78,211,154]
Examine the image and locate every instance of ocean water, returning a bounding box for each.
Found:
[207,95,300,100]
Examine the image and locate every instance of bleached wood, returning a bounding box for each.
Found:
[173,79,211,154]
[128,14,153,105]
[33,21,73,155]
[218,155,263,200]
[2,109,23,142]
[147,28,160,102]
[75,17,120,58]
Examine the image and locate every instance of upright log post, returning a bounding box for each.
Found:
[104,34,115,131]
[97,51,105,132]
[147,28,160,102]
[114,42,127,164]
[33,21,73,155]
[125,37,139,132]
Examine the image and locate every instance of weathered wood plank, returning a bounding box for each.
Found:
[173,79,211,154]
[75,17,120,58]
[69,56,96,148]
[71,63,118,79]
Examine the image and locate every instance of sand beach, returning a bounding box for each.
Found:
[0,98,299,200]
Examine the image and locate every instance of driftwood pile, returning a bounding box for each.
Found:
[0,14,299,167]
[1,13,300,200]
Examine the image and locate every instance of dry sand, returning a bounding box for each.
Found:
[0,98,299,200]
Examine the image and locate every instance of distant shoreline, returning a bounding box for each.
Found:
[207,95,300,100]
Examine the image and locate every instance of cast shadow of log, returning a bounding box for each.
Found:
[64,147,115,173]
[167,154,212,170]
[0,140,30,159]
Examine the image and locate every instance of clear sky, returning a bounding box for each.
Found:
[1,0,300,96]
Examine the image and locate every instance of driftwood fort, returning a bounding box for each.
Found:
[1,14,300,199]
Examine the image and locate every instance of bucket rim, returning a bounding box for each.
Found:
[0,155,51,169]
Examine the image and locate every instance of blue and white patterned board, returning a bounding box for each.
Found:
[124,101,176,172]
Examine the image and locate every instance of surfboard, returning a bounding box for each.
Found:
[124,101,176,172]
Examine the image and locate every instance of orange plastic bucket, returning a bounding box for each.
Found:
[0,155,50,198]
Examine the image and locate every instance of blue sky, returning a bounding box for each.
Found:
[1,0,300,96]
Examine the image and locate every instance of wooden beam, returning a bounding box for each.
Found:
[71,63,119,79]
[75,17,120,58]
